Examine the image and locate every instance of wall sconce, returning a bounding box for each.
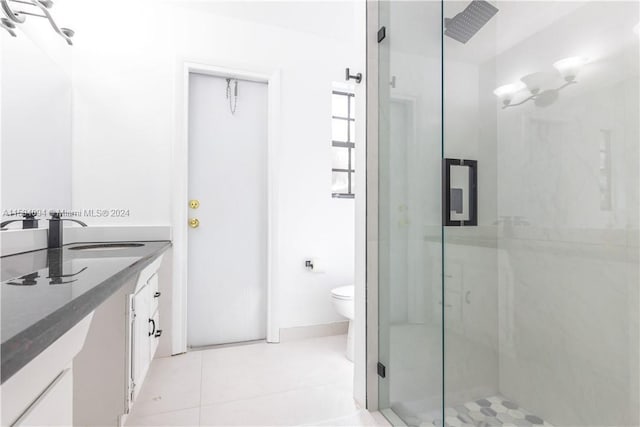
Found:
[494,56,588,109]
[493,82,526,107]
[520,72,552,95]
[553,56,588,82]
[0,0,74,45]
[0,16,16,36]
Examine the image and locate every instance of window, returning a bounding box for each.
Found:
[331,90,355,198]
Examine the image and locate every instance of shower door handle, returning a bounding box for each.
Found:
[442,158,478,226]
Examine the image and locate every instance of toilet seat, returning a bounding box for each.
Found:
[331,285,354,300]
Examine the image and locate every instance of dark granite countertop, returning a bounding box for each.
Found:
[1,240,171,383]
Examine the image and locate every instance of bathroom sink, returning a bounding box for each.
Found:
[68,243,145,251]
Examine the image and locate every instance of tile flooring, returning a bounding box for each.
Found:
[420,395,554,427]
[125,335,381,426]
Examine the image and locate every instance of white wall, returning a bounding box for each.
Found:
[70,0,174,227]
[68,0,361,329]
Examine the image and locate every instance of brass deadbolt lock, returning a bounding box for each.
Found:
[189,218,200,228]
[189,199,200,209]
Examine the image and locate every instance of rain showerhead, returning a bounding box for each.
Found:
[444,0,498,44]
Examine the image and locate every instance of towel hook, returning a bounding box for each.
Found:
[345,68,362,84]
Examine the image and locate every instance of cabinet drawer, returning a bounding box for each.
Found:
[12,369,72,427]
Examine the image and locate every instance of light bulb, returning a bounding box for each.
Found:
[553,57,589,82]
[493,82,526,106]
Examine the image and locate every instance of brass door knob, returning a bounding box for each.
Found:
[189,218,200,228]
[189,199,200,209]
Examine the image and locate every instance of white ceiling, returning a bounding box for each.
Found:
[159,0,358,43]
[157,0,635,67]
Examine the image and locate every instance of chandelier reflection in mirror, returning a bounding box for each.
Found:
[0,0,74,45]
[493,57,588,109]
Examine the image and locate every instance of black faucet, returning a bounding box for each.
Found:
[6,272,40,286]
[48,212,88,249]
[47,249,87,284]
[0,212,39,230]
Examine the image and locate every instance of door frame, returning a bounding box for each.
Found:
[172,62,282,354]
[365,0,380,410]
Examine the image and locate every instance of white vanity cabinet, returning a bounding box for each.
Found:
[72,250,169,427]
[1,314,93,427]
[127,256,164,409]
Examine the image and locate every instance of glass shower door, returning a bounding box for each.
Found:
[377,1,639,427]
[377,1,444,424]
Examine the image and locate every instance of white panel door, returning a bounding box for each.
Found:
[187,73,268,347]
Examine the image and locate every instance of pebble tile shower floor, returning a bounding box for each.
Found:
[422,395,553,427]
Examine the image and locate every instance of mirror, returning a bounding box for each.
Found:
[1,24,72,220]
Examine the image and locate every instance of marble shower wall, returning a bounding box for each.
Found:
[484,2,640,425]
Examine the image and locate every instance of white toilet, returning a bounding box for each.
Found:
[330,285,354,361]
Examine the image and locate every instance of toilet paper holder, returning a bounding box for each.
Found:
[305,258,325,273]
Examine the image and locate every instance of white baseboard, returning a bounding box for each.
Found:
[279,321,348,342]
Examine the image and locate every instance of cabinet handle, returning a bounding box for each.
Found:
[154,291,161,298]
[155,329,163,338]
[148,318,156,337]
